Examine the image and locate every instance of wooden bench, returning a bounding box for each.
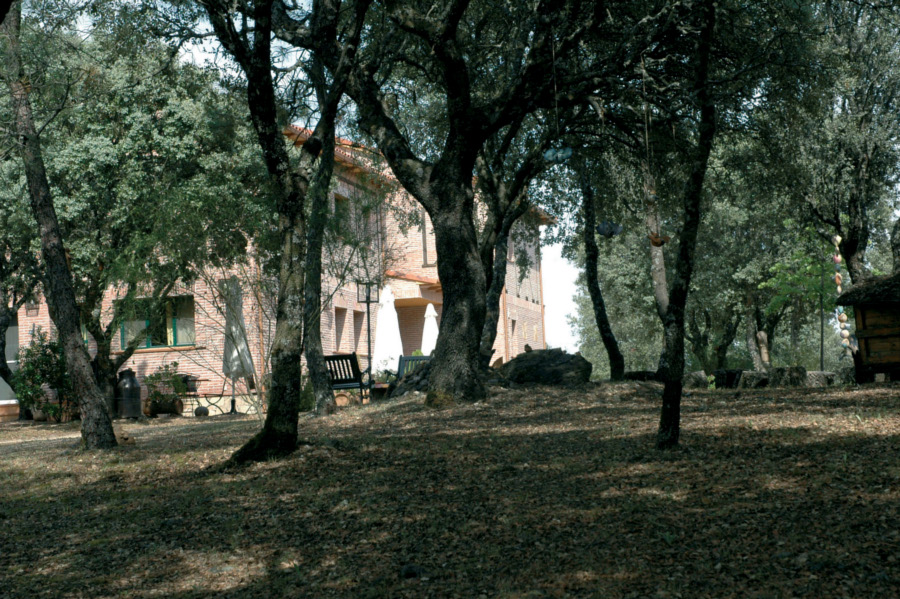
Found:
[324,353,368,400]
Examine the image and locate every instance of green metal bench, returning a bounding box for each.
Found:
[397,355,431,379]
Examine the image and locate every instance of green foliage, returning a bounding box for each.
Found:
[13,329,75,416]
[144,362,187,406]
[707,374,716,390]
[760,246,836,317]
[297,377,315,413]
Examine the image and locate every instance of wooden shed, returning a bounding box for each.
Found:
[836,271,900,379]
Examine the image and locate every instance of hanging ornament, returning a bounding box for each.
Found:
[834,273,842,285]
[543,146,573,164]
[837,306,844,314]
[841,339,850,348]
[837,285,843,294]
[838,313,848,323]
[832,235,842,246]
[596,221,624,238]
[840,329,850,339]
[833,254,842,264]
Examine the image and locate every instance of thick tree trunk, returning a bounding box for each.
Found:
[0,304,14,388]
[579,170,625,381]
[202,1,315,464]
[2,5,116,448]
[229,211,306,464]
[714,313,741,371]
[428,202,487,404]
[656,0,716,450]
[891,218,900,274]
[302,128,337,415]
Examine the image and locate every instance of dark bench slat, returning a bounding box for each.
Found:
[323,353,367,398]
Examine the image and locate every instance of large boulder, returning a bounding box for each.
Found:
[806,371,836,388]
[498,348,592,386]
[389,360,510,398]
[713,369,744,389]
[739,371,769,388]
[769,366,807,388]
[683,371,709,389]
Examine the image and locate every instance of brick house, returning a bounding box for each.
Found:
[0,129,547,417]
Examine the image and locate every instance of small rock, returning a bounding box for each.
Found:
[194,406,209,417]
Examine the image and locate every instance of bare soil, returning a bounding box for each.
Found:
[1,382,898,598]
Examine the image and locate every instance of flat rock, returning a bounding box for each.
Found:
[806,371,836,387]
[713,369,744,389]
[770,366,807,388]
[683,371,709,389]
[739,371,769,388]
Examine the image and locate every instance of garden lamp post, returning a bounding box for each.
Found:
[357,281,380,393]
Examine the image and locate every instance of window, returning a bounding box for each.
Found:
[121,296,195,349]
[334,195,351,229]
[334,308,348,353]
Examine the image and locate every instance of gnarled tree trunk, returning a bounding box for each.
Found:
[302,117,338,416]
[656,0,717,450]
[578,167,625,381]
[2,4,116,448]
[427,202,488,404]
[891,218,900,273]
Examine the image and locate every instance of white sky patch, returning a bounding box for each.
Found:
[541,243,580,353]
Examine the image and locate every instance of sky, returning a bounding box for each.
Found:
[540,243,580,353]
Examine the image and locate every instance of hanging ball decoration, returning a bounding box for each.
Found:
[543,146,573,164]
[839,322,848,330]
[832,235,842,246]
[837,306,844,314]
[841,339,850,348]
[838,313,848,323]
[840,329,851,339]
[834,273,843,285]
[836,285,843,294]
[833,254,842,264]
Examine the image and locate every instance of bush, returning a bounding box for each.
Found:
[298,377,316,412]
[14,329,76,420]
[145,362,187,415]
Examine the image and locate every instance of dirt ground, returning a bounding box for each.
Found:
[1,381,898,598]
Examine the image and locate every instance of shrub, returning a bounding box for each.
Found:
[13,329,76,419]
[297,377,316,412]
[145,362,187,415]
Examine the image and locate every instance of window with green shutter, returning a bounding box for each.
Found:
[120,296,195,349]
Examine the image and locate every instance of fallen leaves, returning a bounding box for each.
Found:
[0,382,898,598]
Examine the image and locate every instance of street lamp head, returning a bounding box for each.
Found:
[356,280,381,303]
